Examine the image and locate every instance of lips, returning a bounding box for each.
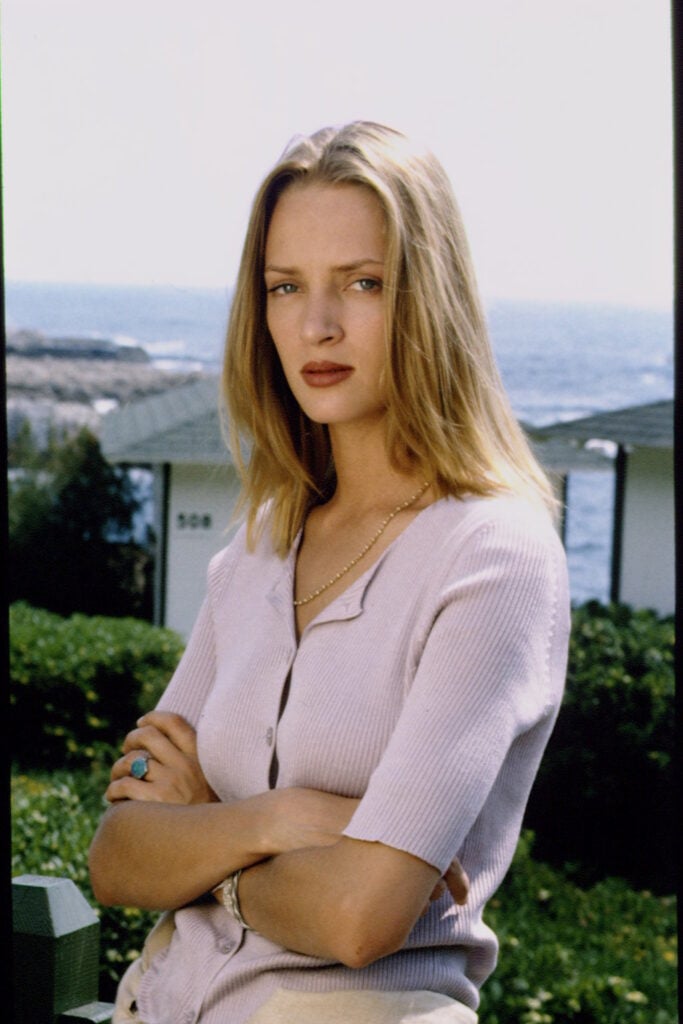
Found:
[301,361,354,387]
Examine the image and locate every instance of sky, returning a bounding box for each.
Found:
[1,0,674,309]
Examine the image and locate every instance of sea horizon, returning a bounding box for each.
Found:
[5,275,674,313]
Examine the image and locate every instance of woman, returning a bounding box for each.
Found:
[89,121,570,1024]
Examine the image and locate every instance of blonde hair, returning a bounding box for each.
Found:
[223,121,557,554]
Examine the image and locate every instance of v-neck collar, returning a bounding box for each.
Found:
[266,498,446,642]
[266,530,390,639]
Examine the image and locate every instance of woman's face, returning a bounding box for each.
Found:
[264,182,388,434]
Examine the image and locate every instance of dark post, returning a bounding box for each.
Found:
[152,461,171,627]
[558,473,568,547]
[12,874,114,1023]
[609,444,627,604]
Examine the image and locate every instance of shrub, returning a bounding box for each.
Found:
[480,832,678,1023]
[10,603,184,770]
[524,601,675,892]
[11,772,677,1018]
[11,768,159,1001]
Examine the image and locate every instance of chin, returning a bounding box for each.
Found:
[304,408,388,432]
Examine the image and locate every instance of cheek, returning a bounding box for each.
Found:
[365,316,388,373]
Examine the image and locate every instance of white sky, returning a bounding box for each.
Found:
[1,0,673,309]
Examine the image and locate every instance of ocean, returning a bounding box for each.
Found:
[5,280,675,606]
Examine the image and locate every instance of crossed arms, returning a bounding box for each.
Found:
[88,710,468,969]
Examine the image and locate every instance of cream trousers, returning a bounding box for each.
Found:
[245,988,478,1023]
[116,986,477,1024]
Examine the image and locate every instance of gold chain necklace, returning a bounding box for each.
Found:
[293,481,430,607]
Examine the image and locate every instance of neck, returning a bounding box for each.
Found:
[326,422,425,512]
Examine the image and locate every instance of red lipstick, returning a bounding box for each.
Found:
[301,361,354,387]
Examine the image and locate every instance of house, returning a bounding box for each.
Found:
[101,376,240,639]
[535,399,674,616]
[102,382,674,637]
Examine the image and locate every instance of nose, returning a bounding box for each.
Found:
[299,290,343,346]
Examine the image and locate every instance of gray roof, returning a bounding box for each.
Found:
[101,376,230,464]
[102,377,670,473]
[533,399,673,449]
[525,432,612,473]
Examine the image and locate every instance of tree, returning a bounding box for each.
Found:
[9,427,153,618]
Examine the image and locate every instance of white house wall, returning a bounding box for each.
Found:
[619,447,674,616]
[166,463,241,639]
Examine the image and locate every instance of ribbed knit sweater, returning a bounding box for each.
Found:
[134,494,570,1024]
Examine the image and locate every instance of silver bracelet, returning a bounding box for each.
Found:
[220,869,251,930]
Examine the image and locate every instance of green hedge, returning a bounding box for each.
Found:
[9,597,677,1016]
[11,767,159,1001]
[9,603,184,770]
[525,601,675,892]
[480,832,677,1023]
[10,598,676,891]
[11,771,677,1019]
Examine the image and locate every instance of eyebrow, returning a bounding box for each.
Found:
[264,258,384,274]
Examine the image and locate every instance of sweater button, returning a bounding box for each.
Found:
[219,938,235,954]
[266,727,274,746]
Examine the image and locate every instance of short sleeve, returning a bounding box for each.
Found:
[342,512,570,874]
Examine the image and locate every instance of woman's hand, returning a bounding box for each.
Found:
[421,857,469,915]
[265,787,360,856]
[106,711,218,805]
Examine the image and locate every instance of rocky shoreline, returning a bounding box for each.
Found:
[6,328,207,447]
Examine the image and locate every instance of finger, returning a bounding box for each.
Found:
[106,761,209,805]
[121,725,190,768]
[135,711,198,756]
[111,741,216,805]
[106,763,154,800]
[444,859,469,906]
[429,878,447,902]
[105,775,167,804]
[107,753,175,801]
[110,748,154,783]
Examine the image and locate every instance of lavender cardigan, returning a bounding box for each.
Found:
[134,495,570,1024]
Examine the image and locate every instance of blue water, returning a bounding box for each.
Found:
[4,281,232,369]
[5,281,674,606]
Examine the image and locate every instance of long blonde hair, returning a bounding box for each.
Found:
[223,121,556,554]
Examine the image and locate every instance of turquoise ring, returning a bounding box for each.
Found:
[130,754,150,780]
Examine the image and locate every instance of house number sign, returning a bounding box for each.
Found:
[176,512,213,530]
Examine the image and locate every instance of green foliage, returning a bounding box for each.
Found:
[9,598,677,1013]
[11,771,677,1017]
[480,832,677,1023]
[525,601,675,892]
[11,768,159,1001]
[10,603,184,770]
[7,418,43,468]
[8,426,153,618]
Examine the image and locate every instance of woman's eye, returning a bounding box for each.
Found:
[352,278,381,292]
[268,282,298,295]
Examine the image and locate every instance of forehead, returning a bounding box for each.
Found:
[265,183,386,261]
